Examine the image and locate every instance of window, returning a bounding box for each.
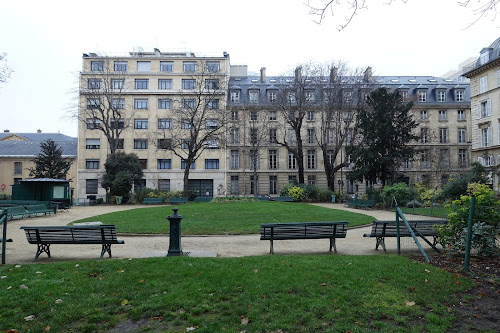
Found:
[134,119,148,129]
[206,99,219,109]
[159,179,170,192]
[134,179,146,192]
[183,62,197,72]
[480,127,492,147]
[111,79,125,89]
[250,176,258,195]
[479,75,488,93]
[231,150,239,169]
[14,162,22,174]
[457,110,465,120]
[269,176,278,195]
[181,139,191,149]
[327,128,335,144]
[307,150,316,169]
[157,139,172,149]
[459,149,468,168]
[267,90,277,103]
[326,150,335,165]
[269,150,277,169]
[439,128,448,143]
[88,78,101,89]
[139,159,147,170]
[205,139,220,149]
[305,91,315,102]
[458,128,467,143]
[480,51,489,65]
[181,119,191,129]
[250,150,259,170]
[137,61,151,71]
[111,98,125,110]
[249,90,259,103]
[158,98,172,109]
[86,179,98,194]
[158,118,172,129]
[421,149,430,169]
[420,128,429,143]
[269,111,277,121]
[205,79,219,90]
[91,61,104,71]
[343,91,352,103]
[158,79,172,89]
[116,139,124,149]
[250,111,257,121]
[307,111,315,121]
[206,61,220,72]
[439,110,447,120]
[157,159,171,169]
[182,79,196,89]
[307,128,315,144]
[86,138,100,149]
[287,129,297,144]
[134,99,148,109]
[288,152,296,169]
[418,91,427,102]
[86,118,101,129]
[160,61,173,72]
[230,176,239,194]
[206,119,220,129]
[250,128,258,144]
[456,90,464,102]
[231,111,238,121]
[230,91,240,103]
[85,159,99,169]
[269,128,277,143]
[399,90,408,101]
[114,61,127,71]
[110,118,124,129]
[287,91,296,103]
[182,99,195,109]
[478,100,492,118]
[346,129,353,145]
[230,128,239,144]
[134,139,148,149]
[307,175,316,185]
[181,159,195,169]
[288,175,297,183]
[87,98,100,109]
[439,149,450,168]
[205,159,219,169]
[420,110,428,120]
[437,90,446,102]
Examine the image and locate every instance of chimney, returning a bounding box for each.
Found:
[260,67,266,83]
[154,48,161,55]
[364,66,372,82]
[3,129,9,133]
[330,67,338,83]
[294,66,302,83]
[37,129,42,133]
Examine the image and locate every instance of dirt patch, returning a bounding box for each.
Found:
[411,254,500,332]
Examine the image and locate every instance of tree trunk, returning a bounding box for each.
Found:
[183,165,191,197]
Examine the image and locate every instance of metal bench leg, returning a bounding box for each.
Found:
[35,244,50,261]
[330,238,337,253]
[375,237,386,252]
[100,244,112,259]
[270,240,274,254]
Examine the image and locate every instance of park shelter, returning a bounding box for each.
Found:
[12,178,73,207]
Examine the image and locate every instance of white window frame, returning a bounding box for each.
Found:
[479,75,488,93]
[137,61,151,72]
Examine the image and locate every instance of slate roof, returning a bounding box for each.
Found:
[0,133,77,157]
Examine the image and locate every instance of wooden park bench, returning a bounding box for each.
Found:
[363,219,448,252]
[20,225,125,261]
[168,197,188,204]
[273,196,294,202]
[256,196,270,201]
[142,198,163,204]
[345,198,375,209]
[4,206,28,220]
[260,221,349,254]
[194,197,213,203]
[24,204,57,217]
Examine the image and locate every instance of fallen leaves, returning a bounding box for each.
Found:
[121,299,128,306]
[24,315,35,321]
[19,284,28,289]
[405,301,416,307]
[55,299,63,304]
[241,316,249,325]
[117,268,125,273]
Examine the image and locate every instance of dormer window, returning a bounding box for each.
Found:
[230,90,240,103]
[397,89,409,101]
[249,90,259,103]
[455,90,465,102]
[437,90,446,102]
[418,91,427,102]
[480,51,489,65]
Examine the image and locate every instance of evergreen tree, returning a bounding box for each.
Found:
[29,139,72,179]
[102,152,143,201]
[348,87,418,187]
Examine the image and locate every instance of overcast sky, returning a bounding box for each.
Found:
[0,0,499,137]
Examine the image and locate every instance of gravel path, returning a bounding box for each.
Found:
[2,203,439,264]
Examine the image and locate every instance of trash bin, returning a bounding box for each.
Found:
[116,196,123,205]
[331,194,336,203]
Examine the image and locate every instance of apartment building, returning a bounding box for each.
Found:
[226,66,471,196]
[0,131,77,196]
[77,49,230,201]
[464,37,500,192]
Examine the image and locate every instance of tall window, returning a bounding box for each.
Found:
[267,90,277,103]
[457,110,465,120]
[88,78,101,89]
[114,61,127,71]
[420,110,428,120]
[182,79,196,90]
[158,98,172,109]
[231,176,239,194]
[458,149,468,168]
[326,150,335,165]
[231,150,239,169]
[479,75,488,93]
[231,111,238,121]
[418,91,427,102]
[158,79,172,89]
[134,119,148,129]
[134,139,148,149]
[438,110,447,120]
[421,149,430,169]
[456,90,464,102]
[439,149,450,168]
[205,159,219,169]
[160,61,173,72]
[269,111,277,121]
[478,100,491,118]
[458,128,466,143]
[85,160,99,169]
[250,176,258,195]
[480,127,491,147]
[249,90,259,103]
[116,139,124,149]
[250,128,258,144]
[137,61,151,71]
[307,111,315,121]
[269,128,277,143]
[269,176,278,195]
[437,90,446,102]
[91,61,104,71]
[250,111,257,121]
[183,62,197,72]
[230,128,239,144]
[111,79,125,90]
[439,128,448,143]
[307,128,315,144]
[158,118,172,129]
[250,150,259,170]
[420,128,429,143]
[399,90,408,101]
[230,91,240,103]
[327,128,335,144]
[14,162,22,174]
[288,152,296,169]
[86,179,98,194]
[307,150,316,169]
[269,150,277,169]
[134,99,148,109]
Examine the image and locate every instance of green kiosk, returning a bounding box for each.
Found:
[11,178,73,209]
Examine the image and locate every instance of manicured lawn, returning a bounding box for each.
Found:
[0,255,473,332]
[73,202,374,234]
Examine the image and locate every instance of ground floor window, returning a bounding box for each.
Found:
[231,176,239,194]
[188,179,213,197]
[134,179,146,192]
[158,179,170,192]
[250,176,258,195]
[307,175,316,185]
[86,179,98,194]
[269,175,277,194]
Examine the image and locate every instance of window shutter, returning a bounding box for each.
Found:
[487,99,492,117]
[488,127,492,146]
[478,157,484,166]
[477,103,481,119]
[478,129,482,148]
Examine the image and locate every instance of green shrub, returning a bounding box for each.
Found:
[287,186,306,202]
[188,190,198,201]
[96,198,104,204]
[211,196,258,203]
[111,171,133,203]
[381,183,411,206]
[415,183,441,207]
[0,193,11,200]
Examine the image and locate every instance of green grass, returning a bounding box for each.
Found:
[0,255,473,332]
[73,202,374,234]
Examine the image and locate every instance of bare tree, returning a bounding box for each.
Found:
[78,58,131,154]
[307,0,498,30]
[316,62,371,191]
[274,64,319,184]
[0,52,13,83]
[151,60,228,196]
[246,107,270,196]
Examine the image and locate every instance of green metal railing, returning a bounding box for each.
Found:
[1,213,8,264]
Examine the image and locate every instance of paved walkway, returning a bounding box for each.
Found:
[2,203,438,264]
